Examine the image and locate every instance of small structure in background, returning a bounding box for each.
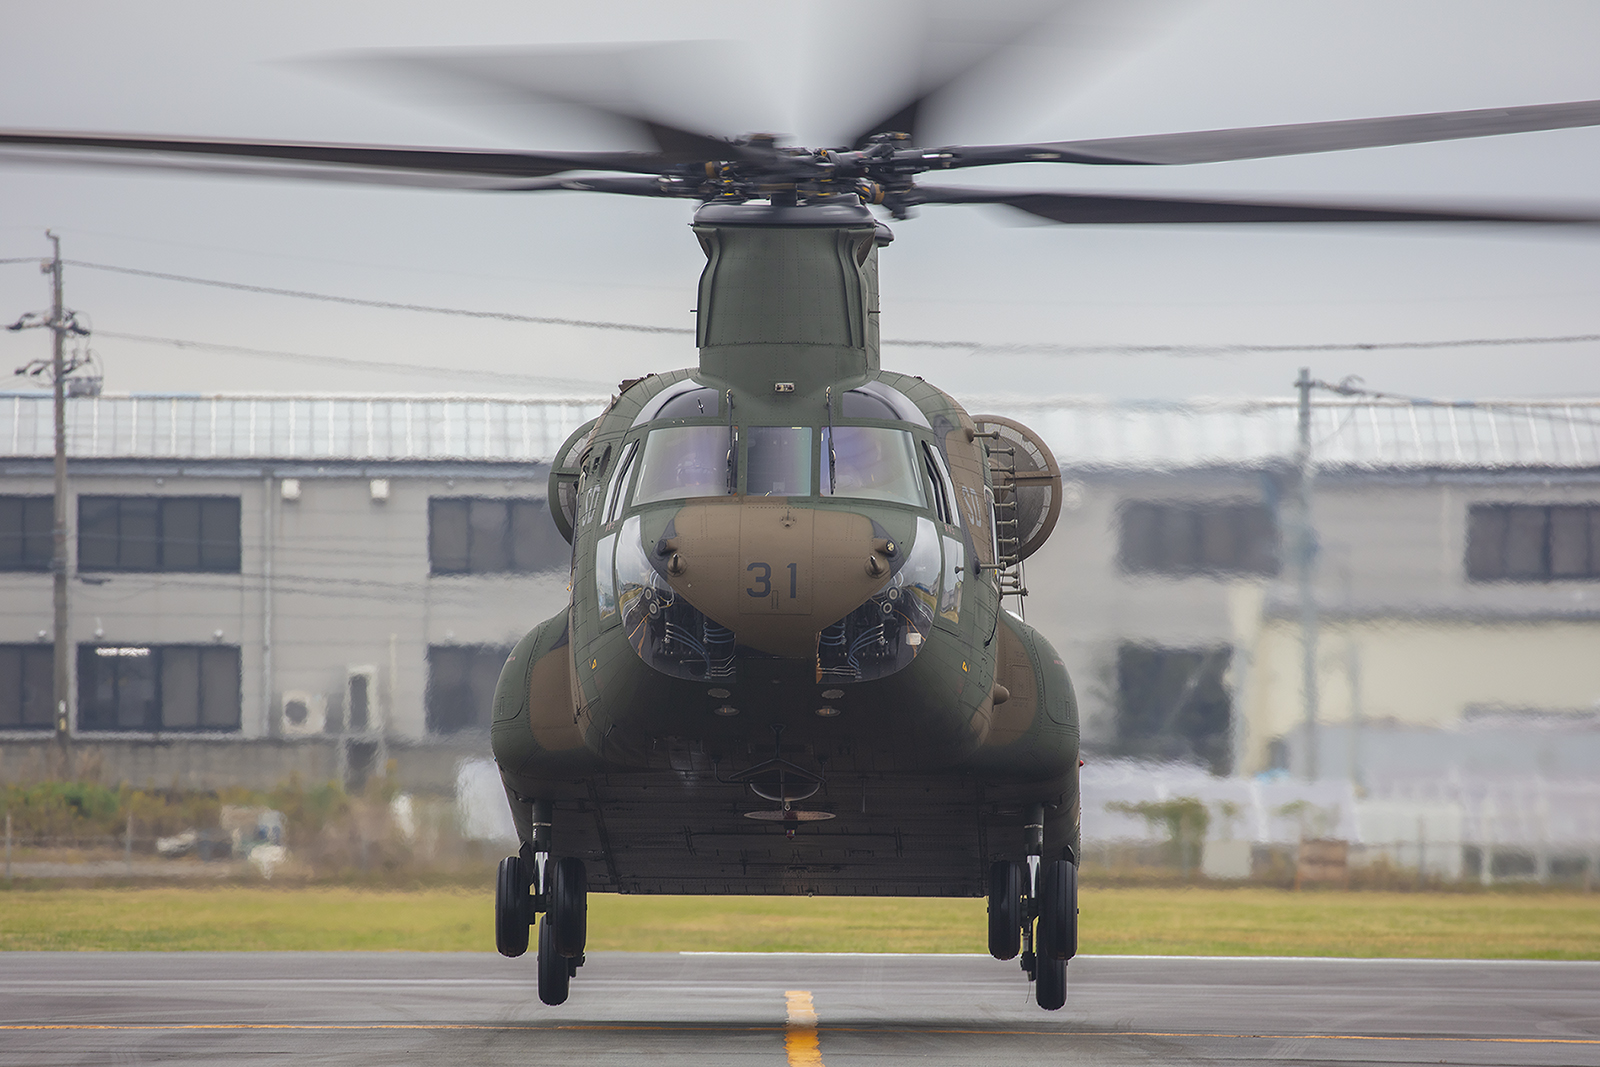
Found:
[214,807,288,878]
[1085,759,1600,886]
[1295,839,1350,890]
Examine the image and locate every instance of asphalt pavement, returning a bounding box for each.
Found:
[2,951,1596,1066]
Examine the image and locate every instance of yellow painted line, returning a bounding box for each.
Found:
[0,1023,772,1033]
[828,1028,1600,1046]
[784,990,824,1066]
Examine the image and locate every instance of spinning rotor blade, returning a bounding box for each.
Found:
[322,45,777,166]
[0,129,675,185]
[932,98,1600,168]
[840,0,1185,150]
[914,186,1600,225]
[842,7,1049,149]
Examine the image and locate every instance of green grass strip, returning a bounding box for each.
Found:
[1,886,1596,957]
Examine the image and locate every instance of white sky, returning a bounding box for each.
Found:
[2,0,1599,404]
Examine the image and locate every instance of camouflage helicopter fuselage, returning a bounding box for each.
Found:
[490,199,1078,897]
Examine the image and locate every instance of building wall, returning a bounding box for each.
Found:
[1234,614,1600,775]
[0,460,569,758]
[1013,467,1600,770]
[6,415,1599,787]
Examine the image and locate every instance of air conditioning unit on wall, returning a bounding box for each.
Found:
[280,691,327,737]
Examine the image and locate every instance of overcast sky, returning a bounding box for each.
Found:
[2,0,1599,405]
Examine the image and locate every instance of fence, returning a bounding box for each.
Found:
[1083,760,1600,885]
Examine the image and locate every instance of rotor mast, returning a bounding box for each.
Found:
[690,199,889,397]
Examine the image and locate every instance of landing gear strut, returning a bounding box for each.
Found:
[989,803,1077,1011]
[496,800,588,1006]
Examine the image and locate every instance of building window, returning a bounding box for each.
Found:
[78,496,241,573]
[1115,643,1233,775]
[1118,500,1279,577]
[0,496,54,572]
[428,498,566,575]
[425,645,510,734]
[77,645,241,732]
[0,645,53,730]
[1467,503,1600,581]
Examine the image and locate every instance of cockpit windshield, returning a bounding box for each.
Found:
[632,425,731,505]
[821,426,926,507]
[746,427,812,497]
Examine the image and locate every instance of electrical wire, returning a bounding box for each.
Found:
[93,330,614,392]
[897,334,1600,356]
[26,256,1600,358]
[64,260,696,337]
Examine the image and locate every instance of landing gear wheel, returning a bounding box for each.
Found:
[987,860,1023,961]
[536,915,571,1005]
[1035,952,1066,1011]
[1036,859,1078,962]
[494,855,531,958]
[549,857,588,958]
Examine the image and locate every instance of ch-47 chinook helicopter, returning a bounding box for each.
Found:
[5,30,1600,1011]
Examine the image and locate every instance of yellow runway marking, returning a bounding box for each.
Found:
[784,990,824,1066]
[0,1022,1594,1047]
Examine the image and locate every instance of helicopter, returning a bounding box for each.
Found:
[5,30,1600,1012]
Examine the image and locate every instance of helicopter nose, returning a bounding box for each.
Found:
[654,501,896,658]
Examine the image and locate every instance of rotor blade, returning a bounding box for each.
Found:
[841,1,1069,149]
[321,45,778,166]
[922,98,1600,168]
[913,186,1600,224]
[523,175,678,196]
[0,129,680,183]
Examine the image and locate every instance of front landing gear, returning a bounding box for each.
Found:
[989,804,1077,1011]
[497,801,588,1005]
[538,857,588,1006]
[495,855,532,958]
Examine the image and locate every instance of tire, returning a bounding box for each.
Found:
[987,860,1023,961]
[1035,954,1066,1011]
[1036,859,1078,961]
[549,857,588,959]
[495,855,531,958]
[536,916,571,1006]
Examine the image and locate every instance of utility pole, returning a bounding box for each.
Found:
[1294,368,1320,783]
[8,232,91,754]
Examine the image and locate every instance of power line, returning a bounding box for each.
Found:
[18,255,1600,357]
[65,260,697,336]
[896,334,1600,356]
[94,330,614,392]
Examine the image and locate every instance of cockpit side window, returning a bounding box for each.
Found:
[925,444,961,529]
[922,442,952,525]
[821,427,926,507]
[632,425,733,505]
[747,427,813,497]
[602,439,638,525]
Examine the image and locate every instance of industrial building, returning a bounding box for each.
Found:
[3,391,1599,808]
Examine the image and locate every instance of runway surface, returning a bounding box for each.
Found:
[3,951,1597,1066]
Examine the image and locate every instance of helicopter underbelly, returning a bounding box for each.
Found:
[528,764,1078,898]
[492,618,1079,897]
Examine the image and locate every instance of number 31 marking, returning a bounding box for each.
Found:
[747,561,800,599]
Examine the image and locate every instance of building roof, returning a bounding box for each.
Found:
[3,391,1599,470]
[980,395,1600,472]
[1,393,606,465]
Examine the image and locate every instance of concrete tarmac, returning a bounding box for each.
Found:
[2,951,1596,1066]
